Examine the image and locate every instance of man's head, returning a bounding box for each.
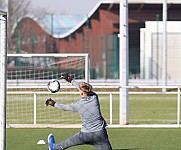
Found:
[79,82,92,97]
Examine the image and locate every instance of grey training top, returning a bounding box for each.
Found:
[54,80,107,132]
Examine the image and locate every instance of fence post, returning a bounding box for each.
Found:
[177,87,180,127]
[34,93,37,125]
[110,92,113,125]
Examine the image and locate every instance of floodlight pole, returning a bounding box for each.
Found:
[162,0,167,92]
[119,0,129,125]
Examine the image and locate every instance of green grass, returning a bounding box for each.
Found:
[7,128,181,150]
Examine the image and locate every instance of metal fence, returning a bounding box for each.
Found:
[6,85,181,128]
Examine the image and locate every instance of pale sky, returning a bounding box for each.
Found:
[31,0,101,15]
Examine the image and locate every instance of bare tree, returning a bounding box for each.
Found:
[30,6,48,19]
[0,0,7,10]
[7,0,30,52]
[7,0,48,52]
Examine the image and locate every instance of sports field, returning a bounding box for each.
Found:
[6,92,181,149]
[7,128,181,150]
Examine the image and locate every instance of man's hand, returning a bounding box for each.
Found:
[45,98,56,106]
[61,73,72,83]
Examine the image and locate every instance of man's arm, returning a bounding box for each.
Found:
[45,98,78,112]
[71,79,80,90]
[61,73,80,90]
[54,102,78,112]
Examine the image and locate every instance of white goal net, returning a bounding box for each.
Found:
[7,53,89,127]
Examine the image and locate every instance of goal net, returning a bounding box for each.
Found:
[7,53,89,127]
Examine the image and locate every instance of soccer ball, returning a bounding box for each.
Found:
[47,79,60,93]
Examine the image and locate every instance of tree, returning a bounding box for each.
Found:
[0,0,7,10]
[7,0,30,52]
[4,0,48,52]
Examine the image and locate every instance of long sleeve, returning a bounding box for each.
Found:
[54,94,107,132]
[71,79,80,89]
[54,79,106,132]
[54,102,78,112]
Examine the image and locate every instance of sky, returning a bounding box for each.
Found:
[31,0,101,16]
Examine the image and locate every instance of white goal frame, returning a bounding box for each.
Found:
[0,10,7,150]
[6,53,90,127]
[7,53,90,83]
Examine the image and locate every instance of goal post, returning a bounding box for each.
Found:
[0,10,7,150]
[6,53,90,127]
[7,53,90,83]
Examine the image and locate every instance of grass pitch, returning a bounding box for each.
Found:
[6,92,181,149]
[7,128,181,150]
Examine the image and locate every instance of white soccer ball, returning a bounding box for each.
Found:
[47,79,60,93]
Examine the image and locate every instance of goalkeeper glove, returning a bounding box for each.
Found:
[45,98,56,106]
[61,73,72,83]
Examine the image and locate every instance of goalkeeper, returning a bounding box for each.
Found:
[46,74,112,150]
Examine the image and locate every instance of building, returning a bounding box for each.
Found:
[11,0,181,79]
